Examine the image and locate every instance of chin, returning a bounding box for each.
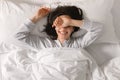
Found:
[60,37,69,40]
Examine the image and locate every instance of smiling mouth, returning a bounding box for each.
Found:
[58,31,68,35]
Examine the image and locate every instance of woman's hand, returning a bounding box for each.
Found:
[52,15,72,28]
[52,15,83,28]
[31,7,51,23]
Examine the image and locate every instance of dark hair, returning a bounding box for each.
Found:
[43,6,84,40]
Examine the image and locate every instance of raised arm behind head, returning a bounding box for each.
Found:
[31,7,51,23]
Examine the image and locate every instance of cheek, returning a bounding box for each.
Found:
[55,27,59,31]
[70,28,74,33]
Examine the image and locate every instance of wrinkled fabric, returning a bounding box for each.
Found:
[103,57,120,80]
[14,19,103,49]
[1,47,105,80]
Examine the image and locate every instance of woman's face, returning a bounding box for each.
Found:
[53,15,74,41]
[55,26,74,40]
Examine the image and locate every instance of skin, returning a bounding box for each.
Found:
[31,7,83,44]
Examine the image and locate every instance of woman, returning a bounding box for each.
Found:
[11,6,105,80]
[15,6,103,49]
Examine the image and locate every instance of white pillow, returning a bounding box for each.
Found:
[112,0,120,42]
[0,0,118,44]
[44,0,118,43]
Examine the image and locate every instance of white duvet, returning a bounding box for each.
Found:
[103,57,120,80]
[0,45,105,80]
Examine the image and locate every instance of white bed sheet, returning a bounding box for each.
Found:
[0,0,119,43]
[0,0,120,64]
[1,0,120,80]
[0,42,120,80]
[0,44,105,80]
[102,57,120,80]
[112,0,120,42]
[85,0,120,66]
[86,43,120,65]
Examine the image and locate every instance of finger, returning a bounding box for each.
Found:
[52,20,57,27]
[52,21,55,27]
[55,17,62,27]
[39,7,50,13]
[40,6,50,9]
[52,25,55,27]
[54,17,59,24]
[58,17,63,25]
[53,17,61,27]
[54,21,57,27]
[56,17,59,24]
[52,22,57,28]
[45,7,51,11]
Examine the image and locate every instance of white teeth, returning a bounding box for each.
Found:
[61,32,66,34]
[60,32,67,34]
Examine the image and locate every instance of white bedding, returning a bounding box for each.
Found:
[0,45,105,80]
[1,0,120,80]
[0,0,120,63]
[102,57,120,80]
[86,43,120,65]
[112,0,120,42]
[0,0,118,43]
[1,43,120,80]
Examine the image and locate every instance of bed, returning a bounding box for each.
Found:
[0,0,120,80]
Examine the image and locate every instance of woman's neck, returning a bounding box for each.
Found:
[57,38,69,44]
[57,39,65,44]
